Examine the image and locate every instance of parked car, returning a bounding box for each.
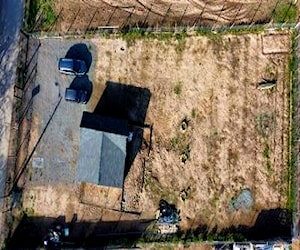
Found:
[65,88,88,104]
[58,58,87,76]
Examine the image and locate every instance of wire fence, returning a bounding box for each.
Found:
[5,31,41,197]
[27,0,298,35]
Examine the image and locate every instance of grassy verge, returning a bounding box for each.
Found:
[118,28,187,46]
[24,0,57,31]
[287,31,297,214]
[117,25,268,46]
[272,2,298,23]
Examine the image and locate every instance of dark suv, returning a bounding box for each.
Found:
[65,88,88,104]
[58,58,87,76]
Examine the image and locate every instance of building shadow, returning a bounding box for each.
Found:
[6,208,292,248]
[94,81,151,124]
[93,81,151,176]
[65,43,92,72]
[69,75,93,103]
[7,214,152,249]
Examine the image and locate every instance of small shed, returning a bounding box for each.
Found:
[76,112,129,188]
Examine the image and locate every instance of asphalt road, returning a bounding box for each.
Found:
[0,0,24,240]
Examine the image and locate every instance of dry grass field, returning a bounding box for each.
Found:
[89,31,291,232]
[18,29,293,243]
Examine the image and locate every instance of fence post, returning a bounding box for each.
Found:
[250,0,262,25]
[194,3,206,27]
[178,4,189,27]
[142,4,152,27]
[106,6,118,26]
[67,8,80,32]
[161,4,172,27]
[231,3,243,28]
[85,8,98,34]
[31,9,44,32]
[270,0,281,21]
[47,7,63,33]
[282,2,293,23]
[122,6,136,28]
[215,3,226,29]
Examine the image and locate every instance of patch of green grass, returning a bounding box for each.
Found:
[195,26,264,37]
[41,1,57,30]
[120,28,146,46]
[119,28,189,47]
[175,38,186,53]
[24,0,39,31]
[273,2,297,23]
[191,108,196,119]
[174,82,182,95]
[24,0,57,31]
[170,137,179,150]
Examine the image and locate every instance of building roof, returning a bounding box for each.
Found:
[76,113,129,188]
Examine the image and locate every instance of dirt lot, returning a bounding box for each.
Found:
[92,31,291,232]
[49,0,285,32]
[18,29,292,241]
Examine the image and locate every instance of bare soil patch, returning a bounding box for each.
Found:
[50,0,282,32]
[89,30,291,232]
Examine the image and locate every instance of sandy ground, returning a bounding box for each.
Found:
[49,0,284,32]
[20,30,291,237]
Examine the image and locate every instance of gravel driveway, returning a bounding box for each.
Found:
[27,38,95,185]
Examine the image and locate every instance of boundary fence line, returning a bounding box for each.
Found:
[31,23,298,40]
[12,0,300,244]
[27,0,298,35]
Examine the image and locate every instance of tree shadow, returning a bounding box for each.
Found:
[65,43,92,72]
[93,81,151,176]
[189,208,292,242]
[69,75,93,103]
[250,208,292,240]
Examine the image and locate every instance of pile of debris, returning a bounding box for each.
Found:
[158,199,180,224]
[43,223,69,248]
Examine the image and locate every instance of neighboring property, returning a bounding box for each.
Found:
[77,111,129,188]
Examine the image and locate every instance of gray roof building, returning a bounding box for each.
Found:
[76,112,129,188]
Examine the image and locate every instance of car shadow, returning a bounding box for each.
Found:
[65,43,92,73]
[69,75,93,103]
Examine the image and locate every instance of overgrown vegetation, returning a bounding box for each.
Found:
[119,28,188,46]
[272,2,297,23]
[138,229,246,246]
[24,0,57,31]
[119,26,266,46]
[195,26,264,37]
